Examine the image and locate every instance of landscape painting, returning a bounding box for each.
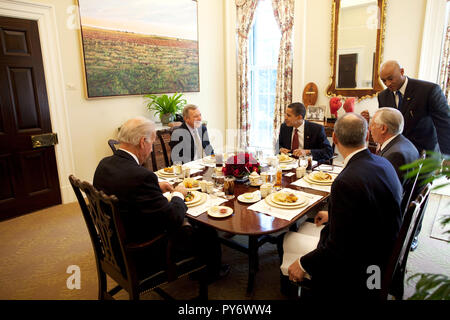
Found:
[77,0,199,98]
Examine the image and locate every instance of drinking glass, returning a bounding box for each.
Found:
[223,176,235,199]
[173,161,183,182]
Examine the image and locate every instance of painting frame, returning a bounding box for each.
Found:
[306,105,325,122]
[77,0,200,98]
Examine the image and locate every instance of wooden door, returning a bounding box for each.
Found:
[0,16,61,220]
[338,53,357,88]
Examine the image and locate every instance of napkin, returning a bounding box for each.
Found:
[247,189,323,221]
[314,164,343,174]
[291,177,332,193]
[187,194,228,217]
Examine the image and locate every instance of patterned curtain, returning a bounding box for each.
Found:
[271,0,294,149]
[439,17,450,105]
[236,0,259,149]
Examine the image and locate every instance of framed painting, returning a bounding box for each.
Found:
[77,0,199,98]
[305,105,325,122]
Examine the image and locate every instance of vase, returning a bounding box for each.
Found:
[160,113,174,125]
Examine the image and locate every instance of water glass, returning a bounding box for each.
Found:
[223,176,235,199]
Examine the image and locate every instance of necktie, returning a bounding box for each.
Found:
[193,129,203,159]
[396,91,403,110]
[292,129,299,151]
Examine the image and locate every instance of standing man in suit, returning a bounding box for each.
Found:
[93,117,229,281]
[170,105,214,164]
[369,107,419,184]
[376,60,450,155]
[288,113,403,299]
[276,102,333,162]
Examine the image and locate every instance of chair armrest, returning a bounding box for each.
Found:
[125,233,167,252]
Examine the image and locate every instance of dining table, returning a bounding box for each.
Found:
[160,158,336,295]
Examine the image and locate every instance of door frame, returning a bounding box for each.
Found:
[0,0,75,203]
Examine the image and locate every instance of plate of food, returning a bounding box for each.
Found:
[237,192,261,203]
[183,178,201,191]
[184,191,202,205]
[277,154,295,163]
[270,191,307,206]
[304,171,335,185]
[207,206,233,218]
[157,167,177,177]
[202,155,216,164]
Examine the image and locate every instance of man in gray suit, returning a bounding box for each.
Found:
[369,107,419,185]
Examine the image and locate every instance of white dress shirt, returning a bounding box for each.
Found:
[395,77,408,108]
[187,124,203,160]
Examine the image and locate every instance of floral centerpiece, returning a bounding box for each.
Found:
[222,152,261,181]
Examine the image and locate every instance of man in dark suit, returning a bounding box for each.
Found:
[93,117,228,280]
[288,113,403,299]
[376,60,450,155]
[369,107,419,184]
[170,105,214,164]
[276,102,333,162]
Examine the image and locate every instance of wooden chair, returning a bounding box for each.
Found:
[69,175,208,300]
[108,139,119,153]
[401,152,427,217]
[156,129,172,168]
[380,183,432,300]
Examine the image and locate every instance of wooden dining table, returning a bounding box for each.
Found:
[185,163,330,295]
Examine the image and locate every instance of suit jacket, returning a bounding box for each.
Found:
[276,121,333,162]
[378,77,450,154]
[300,149,402,298]
[93,150,187,243]
[169,122,214,163]
[380,134,419,185]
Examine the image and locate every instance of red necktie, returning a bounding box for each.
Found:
[292,129,299,151]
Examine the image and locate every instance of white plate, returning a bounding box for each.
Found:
[237,193,261,203]
[270,192,307,206]
[207,206,233,218]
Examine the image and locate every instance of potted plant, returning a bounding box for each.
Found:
[400,151,449,300]
[144,92,186,125]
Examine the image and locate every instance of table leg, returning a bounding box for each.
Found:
[246,236,259,295]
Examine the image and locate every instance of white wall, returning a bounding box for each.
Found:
[25,0,226,194]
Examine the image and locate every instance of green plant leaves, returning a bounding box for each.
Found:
[407,273,450,300]
[144,92,187,118]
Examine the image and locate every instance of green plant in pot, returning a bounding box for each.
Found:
[144,92,186,125]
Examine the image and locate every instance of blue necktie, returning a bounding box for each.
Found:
[396,91,403,110]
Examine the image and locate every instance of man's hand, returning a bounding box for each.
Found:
[292,148,309,158]
[288,259,306,283]
[314,210,329,226]
[280,148,290,154]
[174,183,188,197]
[159,181,174,193]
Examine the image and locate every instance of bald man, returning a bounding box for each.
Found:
[376,60,450,155]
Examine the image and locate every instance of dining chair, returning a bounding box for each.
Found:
[381,182,432,300]
[69,174,208,300]
[156,129,172,168]
[282,183,432,300]
[108,139,119,153]
[400,152,427,217]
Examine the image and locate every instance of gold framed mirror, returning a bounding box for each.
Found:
[326,0,387,100]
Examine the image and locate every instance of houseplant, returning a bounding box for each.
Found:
[144,92,186,125]
[222,152,261,182]
[400,151,449,300]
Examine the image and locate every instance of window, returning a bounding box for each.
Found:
[248,0,280,153]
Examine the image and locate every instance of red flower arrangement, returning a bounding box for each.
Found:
[222,153,261,178]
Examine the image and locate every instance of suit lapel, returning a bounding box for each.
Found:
[379,135,401,157]
[401,79,414,113]
[304,121,310,148]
